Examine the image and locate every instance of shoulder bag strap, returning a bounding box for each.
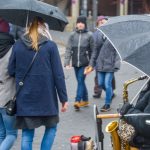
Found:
[12,51,38,101]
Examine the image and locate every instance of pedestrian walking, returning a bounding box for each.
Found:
[92,16,116,99]
[64,16,94,110]
[85,17,120,112]
[0,18,17,150]
[8,17,68,150]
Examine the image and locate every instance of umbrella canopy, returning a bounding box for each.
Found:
[99,15,150,77]
[0,0,68,31]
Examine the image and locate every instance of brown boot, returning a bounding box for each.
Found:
[78,101,89,107]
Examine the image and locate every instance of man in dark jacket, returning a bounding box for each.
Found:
[64,16,94,109]
[120,80,150,148]
[92,16,116,99]
[85,19,120,112]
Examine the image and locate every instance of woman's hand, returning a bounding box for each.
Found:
[61,102,68,112]
[84,66,93,75]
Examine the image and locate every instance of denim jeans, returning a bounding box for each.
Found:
[74,67,88,101]
[97,72,114,105]
[21,125,57,150]
[0,108,17,150]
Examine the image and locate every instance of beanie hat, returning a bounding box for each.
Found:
[96,16,108,24]
[0,18,10,33]
[76,16,87,25]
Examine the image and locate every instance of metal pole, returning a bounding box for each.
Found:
[82,0,87,16]
[93,0,97,28]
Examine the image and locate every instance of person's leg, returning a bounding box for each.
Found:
[0,108,17,150]
[111,75,116,99]
[0,109,5,145]
[74,67,82,102]
[93,71,102,98]
[104,72,114,105]
[74,67,82,109]
[79,67,88,101]
[21,129,34,150]
[74,67,88,101]
[76,67,89,107]
[112,75,116,90]
[41,125,57,150]
[97,72,105,90]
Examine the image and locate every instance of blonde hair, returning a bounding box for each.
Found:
[28,18,39,51]
[27,17,52,51]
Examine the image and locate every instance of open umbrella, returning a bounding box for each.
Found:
[0,0,68,31]
[99,15,150,77]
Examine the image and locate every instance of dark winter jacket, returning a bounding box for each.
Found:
[89,29,120,72]
[8,34,68,116]
[125,90,150,147]
[126,90,150,139]
[64,29,94,67]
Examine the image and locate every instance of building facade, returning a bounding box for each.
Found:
[41,0,150,30]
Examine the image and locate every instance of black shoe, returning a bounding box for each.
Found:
[93,93,101,98]
[100,104,111,112]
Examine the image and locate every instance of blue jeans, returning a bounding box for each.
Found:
[97,72,114,105]
[74,67,88,101]
[21,125,57,150]
[0,108,17,150]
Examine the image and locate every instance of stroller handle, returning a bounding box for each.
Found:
[97,113,120,119]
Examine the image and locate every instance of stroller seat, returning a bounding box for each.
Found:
[131,120,150,150]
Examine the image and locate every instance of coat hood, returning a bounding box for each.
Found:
[21,34,49,50]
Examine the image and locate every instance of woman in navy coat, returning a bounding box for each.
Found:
[8,17,68,150]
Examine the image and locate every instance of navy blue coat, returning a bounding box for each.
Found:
[8,38,68,116]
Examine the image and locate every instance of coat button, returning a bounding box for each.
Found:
[19,82,24,86]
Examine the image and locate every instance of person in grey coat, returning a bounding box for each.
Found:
[64,16,94,110]
[92,16,116,99]
[0,18,17,150]
[85,19,120,112]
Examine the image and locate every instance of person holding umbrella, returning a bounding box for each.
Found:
[0,18,17,150]
[8,17,68,150]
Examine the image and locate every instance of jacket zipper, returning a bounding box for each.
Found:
[77,31,81,67]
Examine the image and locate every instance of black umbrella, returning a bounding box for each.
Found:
[0,0,68,31]
[99,15,150,77]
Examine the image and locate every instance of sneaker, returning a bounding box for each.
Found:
[100,104,111,112]
[93,93,101,98]
[78,101,89,107]
[74,102,80,109]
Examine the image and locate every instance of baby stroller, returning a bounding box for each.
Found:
[94,76,150,150]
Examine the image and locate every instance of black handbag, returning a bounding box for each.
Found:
[5,52,38,116]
